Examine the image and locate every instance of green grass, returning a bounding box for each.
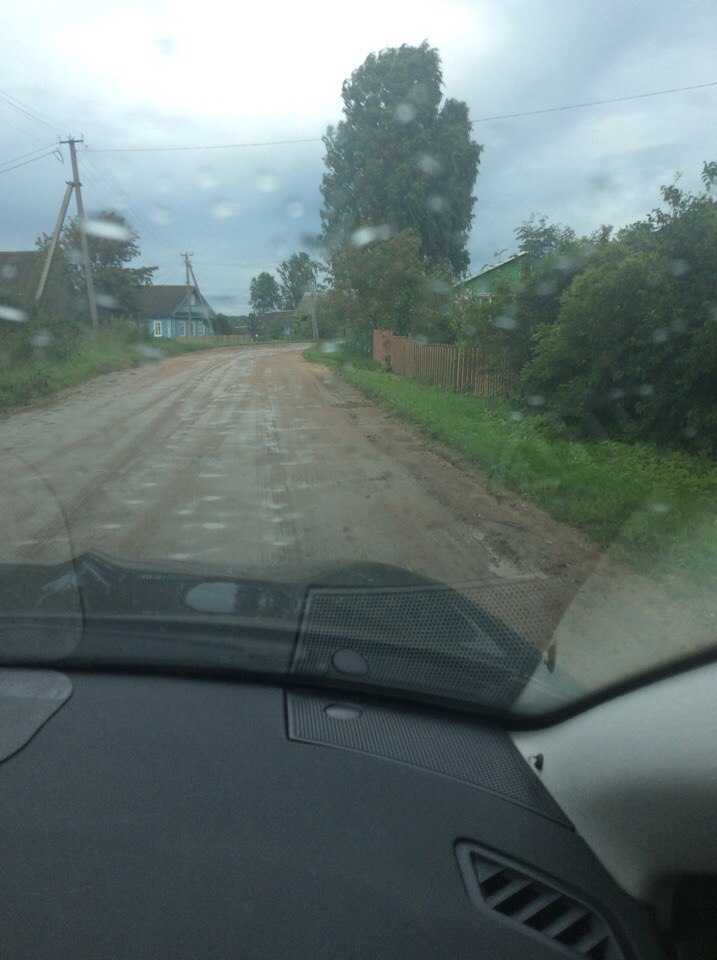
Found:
[304,345,717,580]
[0,334,242,415]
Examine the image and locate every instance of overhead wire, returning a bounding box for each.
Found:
[0,142,59,168]
[469,80,717,123]
[0,114,52,144]
[0,149,60,175]
[0,88,75,137]
[86,80,717,153]
[93,136,324,154]
[81,147,178,254]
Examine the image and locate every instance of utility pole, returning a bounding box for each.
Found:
[65,138,99,330]
[35,180,74,303]
[188,259,215,336]
[311,282,319,341]
[182,252,194,336]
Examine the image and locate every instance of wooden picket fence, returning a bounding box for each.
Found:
[373,330,515,398]
[176,334,251,345]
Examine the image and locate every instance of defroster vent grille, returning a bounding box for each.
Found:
[457,843,628,959]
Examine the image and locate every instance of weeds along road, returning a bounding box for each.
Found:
[1,342,708,685]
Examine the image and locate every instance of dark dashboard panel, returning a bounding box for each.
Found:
[0,673,662,959]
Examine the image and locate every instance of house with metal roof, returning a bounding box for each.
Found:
[138,285,216,338]
[455,252,530,300]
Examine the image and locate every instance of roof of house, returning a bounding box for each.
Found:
[457,251,528,287]
[136,285,189,316]
[0,251,41,297]
[137,284,217,319]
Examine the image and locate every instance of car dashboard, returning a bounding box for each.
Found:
[0,669,663,959]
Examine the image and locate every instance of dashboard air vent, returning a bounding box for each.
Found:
[457,843,627,959]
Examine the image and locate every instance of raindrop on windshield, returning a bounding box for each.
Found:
[155,37,175,55]
[82,218,132,241]
[255,171,280,193]
[286,199,304,219]
[652,328,669,344]
[1,265,17,280]
[414,334,428,345]
[350,223,393,247]
[414,152,443,177]
[195,168,217,190]
[528,395,545,407]
[426,194,447,213]
[211,200,240,220]
[150,206,172,224]
[495,316,517,330]
[137,345,166,361]
[509,411,523,422]
[321,342,339,354]
[668,259,690,277]
[96,293,119,309]
[31,330,52,347]
[394,102,417,123]
[0,305,28,323]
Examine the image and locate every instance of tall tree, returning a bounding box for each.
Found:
[277,252,321,309]
[60,211,155,318]
[328,229,453,347]
[249,271,281,314]
[320,42,481,278]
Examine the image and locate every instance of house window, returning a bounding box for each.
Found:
[178,320,186,337]
[152,320,162,337]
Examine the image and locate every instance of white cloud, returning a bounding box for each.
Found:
[1,0,715,308]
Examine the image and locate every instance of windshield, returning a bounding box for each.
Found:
[0,1,715,719]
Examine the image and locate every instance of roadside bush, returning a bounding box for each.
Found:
[522,174,717,453]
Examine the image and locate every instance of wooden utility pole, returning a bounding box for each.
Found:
[65,138,99,329]
[182,252,194,335]
[311,283,319,341]
[188,260,215,335]
[35,180,74,303]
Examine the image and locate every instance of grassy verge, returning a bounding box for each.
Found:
[0,334,241,415]
[305,345,717,580]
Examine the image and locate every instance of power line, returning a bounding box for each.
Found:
[92,136,324,154]
[0,93,65,137]
[0,114,52,144]
[194,260,283,268]
[0,143,58,168]
[470,80,717,123]
[82,148,178,253]
[88,80,717,153]
[0,88,75,136]
[0,149,59,175]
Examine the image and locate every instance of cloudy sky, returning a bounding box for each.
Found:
[2,0,715,313]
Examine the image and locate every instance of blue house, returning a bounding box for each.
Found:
[139,284,216,338]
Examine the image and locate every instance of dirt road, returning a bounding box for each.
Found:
[0,344,712,687]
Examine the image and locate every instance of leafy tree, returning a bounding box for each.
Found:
[320,42,481,277]
[246,313,262,338]
[277,252,321,309]
[455,212,614,371]
[515,213,577,259]
[61,211,155,319]
[213,313,236,334]
[522,168,717,450]
[328,229,454,352]
[249,271,281,314]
